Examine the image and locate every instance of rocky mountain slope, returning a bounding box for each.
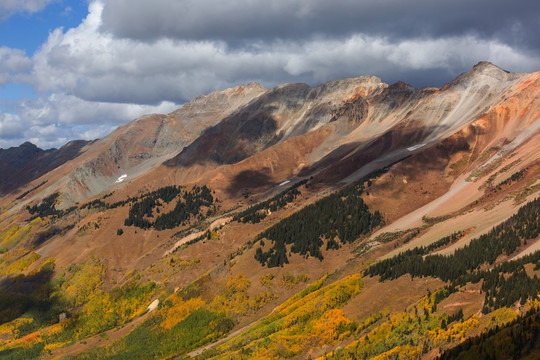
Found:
[1,82,266,206]
[0,62,539,360]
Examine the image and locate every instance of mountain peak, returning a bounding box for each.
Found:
[460,61,512,81]
[470,61,511,75]
[19,141,39,149]
[441,61,517,91]
[245,81,265,91]
[170,81,267,117]
[388,80,416,91]
[0,141,40,152]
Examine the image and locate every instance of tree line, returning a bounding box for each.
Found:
[26,192,76,219]
[124,185,215,230]
[438,305,540,360]
[255,174,384,267]
[233,179,308,224]
[365,197,540,312]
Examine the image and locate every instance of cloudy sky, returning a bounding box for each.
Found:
[0,0,539,149]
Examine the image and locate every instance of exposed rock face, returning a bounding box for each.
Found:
[147,299,159,312]
[168,76,387,167]
[164,62,531,190]
[296,62,530,183]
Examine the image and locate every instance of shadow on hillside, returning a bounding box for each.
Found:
[225,169,273,196]
[32,225,75,248]
[0,265,55,326]
[163,92,285,168]
[301,123,458,184]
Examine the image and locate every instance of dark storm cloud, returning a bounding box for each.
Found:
[17,1,540,109]
[100,0,540,52]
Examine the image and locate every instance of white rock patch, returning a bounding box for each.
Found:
[147,299,159,312]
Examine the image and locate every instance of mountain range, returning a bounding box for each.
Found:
[0,61,539,359]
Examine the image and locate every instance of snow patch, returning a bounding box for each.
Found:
[407,143,426,151]
[115,174,127,183]
[279,180,291,186]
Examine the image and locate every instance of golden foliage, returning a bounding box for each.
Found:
[0,317,33,343]
[148,255,201,283]
[29,217,44,227]
[0,225,30,253]
[313,309,352,345]
[72,280,157,338]
[0,247,26,262]
[0,251,40,276]
[0,224,19,243]
[209,274,277,319]
[370,345,421,360]
[43,323,64,337]
[61,258,106,307]
[10,331,41,348]
[311,292,483,360]
[259,273,275,288]
[279,272,310,289]
[250,292,277,311]
[210,275,251,317]
[488,307,519,328]
[207,274,363,359]
[169,257,201,269]
[44,341,69,352]
[437,315,480,343]
[161,297,206,330]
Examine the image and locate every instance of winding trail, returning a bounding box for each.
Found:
[163,217,232,257]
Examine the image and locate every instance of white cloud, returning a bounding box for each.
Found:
[0,112,25,138]
[26,2,280,104]
[0,95,178,148]
[0,0,56,20]
[18,93,178,127]
[0,47,32,85]
[283,35,540,82]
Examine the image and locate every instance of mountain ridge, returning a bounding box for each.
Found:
[2,62,537,209]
